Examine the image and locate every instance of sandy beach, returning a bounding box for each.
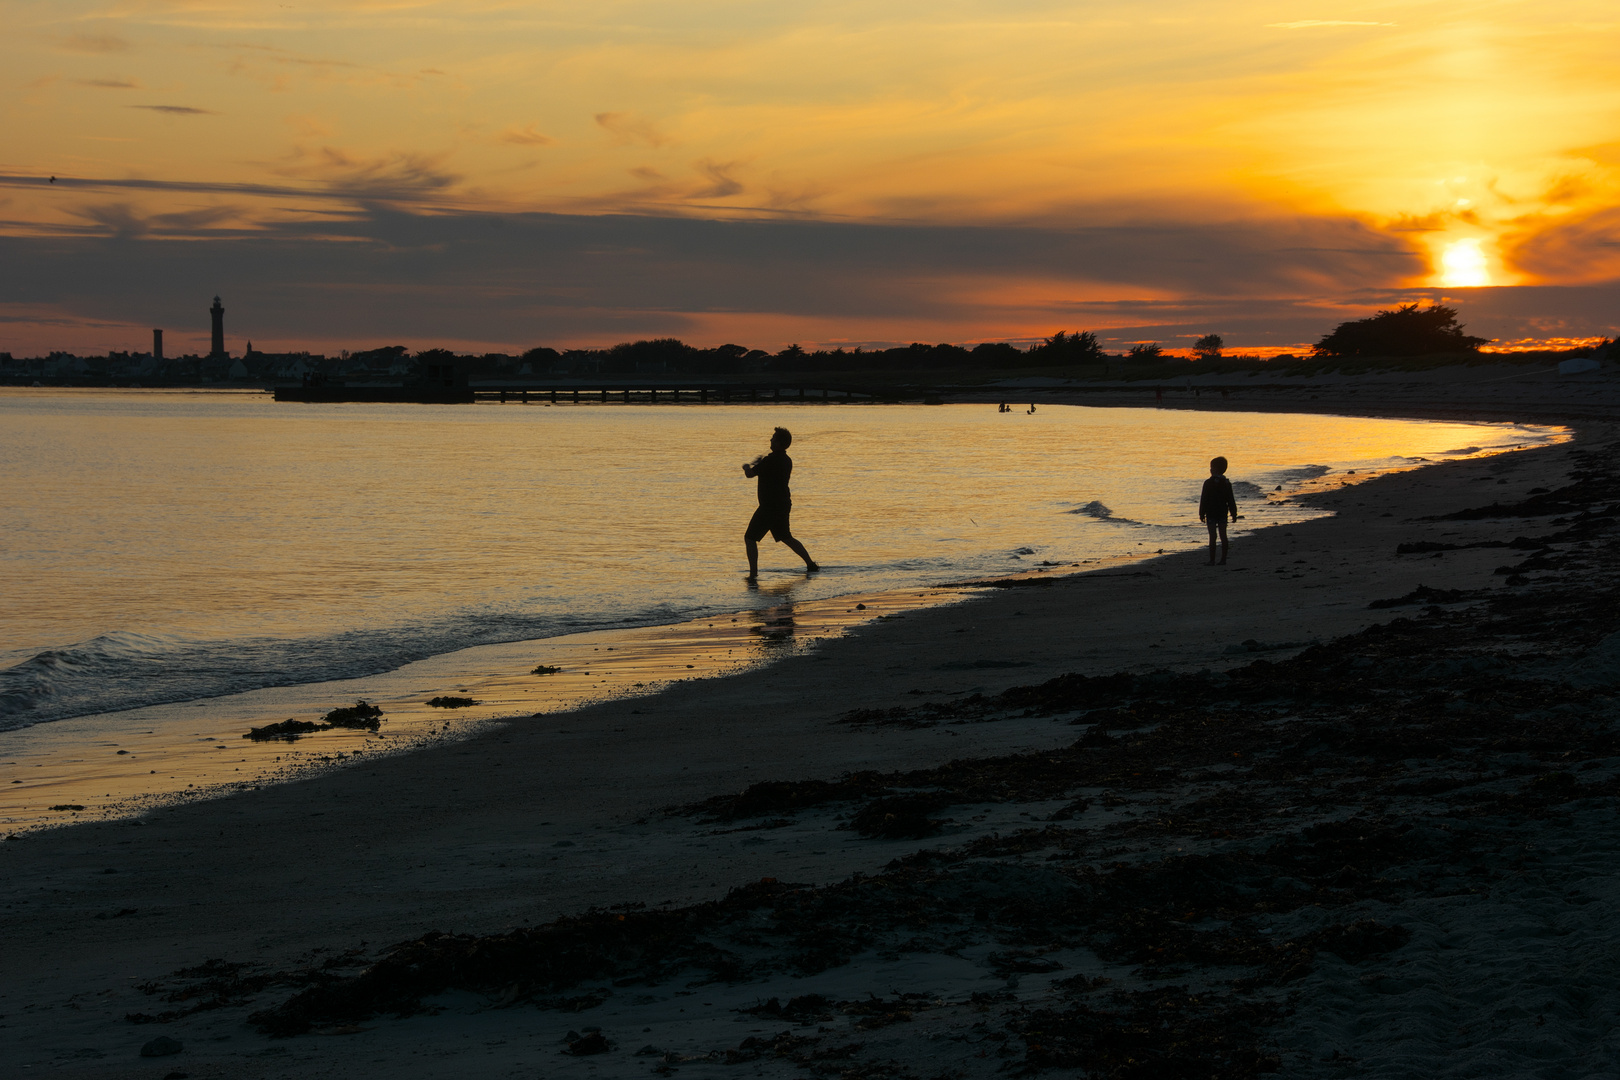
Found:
[5,368,1620,1079]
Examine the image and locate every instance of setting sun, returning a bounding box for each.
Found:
[1438,238,1491,288]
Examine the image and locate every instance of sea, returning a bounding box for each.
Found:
[0,388,1557,734]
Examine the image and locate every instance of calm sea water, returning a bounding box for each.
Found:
[0,390,1550,730]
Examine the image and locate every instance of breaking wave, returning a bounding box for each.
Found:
[0,609,674,733]
[1066,500,1148,525]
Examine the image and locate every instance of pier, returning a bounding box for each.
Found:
[274,384,890,405]
[477,385,876,405]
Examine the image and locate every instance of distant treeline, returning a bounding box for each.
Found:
[507,331,1107,376]
[3,307,1611,384]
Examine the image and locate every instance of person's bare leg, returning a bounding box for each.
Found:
[1207,527,1218,565]
[744,538,760,580]
[1218,525,1229,565]
[782,535,818,571]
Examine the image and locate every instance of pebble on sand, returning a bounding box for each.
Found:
[140,1035,183,1057]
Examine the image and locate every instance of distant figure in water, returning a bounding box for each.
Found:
[1027,403,1036,414]
[1200,456,1239,565]
[742,426,818,582]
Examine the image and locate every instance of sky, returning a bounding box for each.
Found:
[3,0,1619,357]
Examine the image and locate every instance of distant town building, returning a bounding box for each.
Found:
[153,328,163,361]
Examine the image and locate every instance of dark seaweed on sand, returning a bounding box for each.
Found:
[1366,583,1471,608]
[425,696,479,708]
[244,700,384,741]
[322,700,383,728]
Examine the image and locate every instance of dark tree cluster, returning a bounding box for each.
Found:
[1028,330,1105,365]
[504,333,1121,378]
[1313,304,1489,358]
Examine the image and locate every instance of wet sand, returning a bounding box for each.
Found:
[0,586,977,831]
[3,382,1618,1078]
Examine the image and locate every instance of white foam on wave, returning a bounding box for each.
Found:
[1067,500,1142,523]
[0,611,664,733]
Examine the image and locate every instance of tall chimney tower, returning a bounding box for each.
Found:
[210,296,225,358]
[152,328,163,360]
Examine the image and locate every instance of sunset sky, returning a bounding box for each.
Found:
[4,0,1619,356]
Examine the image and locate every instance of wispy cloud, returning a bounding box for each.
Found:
[79,78,141,90]
[497,124,554,147]
[1266,20,1396,29]
[270,146,460,201]
[692,160,744,199]
[68,202,244,240]
[595,112,673,148]
[56,32,131,54]
[72,202,149,240]
[131,105,217,116]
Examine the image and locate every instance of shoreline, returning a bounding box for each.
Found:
[10,391,1522,741]
[0,584,984,832]
[0,421,1557,832]
[2,395,1615,1079]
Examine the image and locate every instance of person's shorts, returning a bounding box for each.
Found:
[1206,518,1228,535]
[745,505,793,543]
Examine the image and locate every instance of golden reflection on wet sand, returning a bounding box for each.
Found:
[0,582,975,832]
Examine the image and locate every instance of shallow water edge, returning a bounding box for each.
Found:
[0,422,1567,833]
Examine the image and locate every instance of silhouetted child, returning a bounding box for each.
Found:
[742,427,817,581]
[1199,456,1238,565]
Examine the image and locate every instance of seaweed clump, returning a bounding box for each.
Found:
[847,794,953,839]
[322,700,383,729]
[244,700,384,741]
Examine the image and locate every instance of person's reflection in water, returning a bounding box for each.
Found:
[741,426,818,583]
[748,585,803,650]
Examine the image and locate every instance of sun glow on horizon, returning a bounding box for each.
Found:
[1438,237,1490,288]
[2,0,1617,353]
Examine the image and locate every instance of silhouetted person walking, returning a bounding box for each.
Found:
[1200,456,1238,565]
[742,427,817,581]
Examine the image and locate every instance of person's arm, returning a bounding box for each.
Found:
[742,462,757,477]
[1198,480,1208,522]
[1225,480,1238,522]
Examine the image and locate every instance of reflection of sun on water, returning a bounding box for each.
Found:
[1438,238,1490,287]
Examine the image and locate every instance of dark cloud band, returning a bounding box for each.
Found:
[0,202,1613,352]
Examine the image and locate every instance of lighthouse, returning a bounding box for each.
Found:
[209,295,226,358]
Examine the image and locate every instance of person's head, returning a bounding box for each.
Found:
[1209,456,1228,475]
[771,427,792,451]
